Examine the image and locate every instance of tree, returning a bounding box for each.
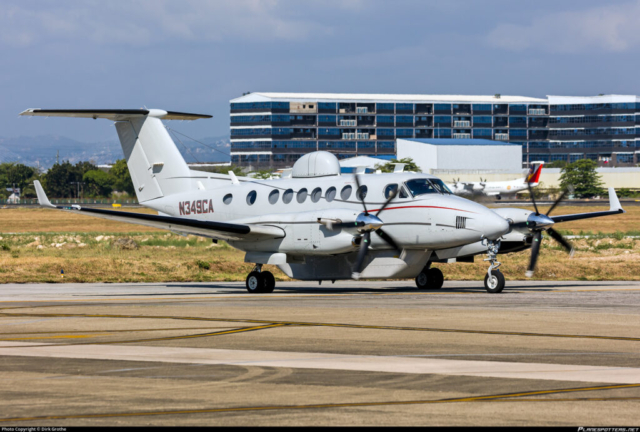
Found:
[546,160,567,169]
[110,159,135,196]
[42,161,97,198]
[252,169,273,180]
[374,157,421,173]
[559,159,604,198]
[0,163,35,193]
[83,170,115,197]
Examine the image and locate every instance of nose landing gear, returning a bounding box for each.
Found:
[245,264,276,294]
[482,239,505,293]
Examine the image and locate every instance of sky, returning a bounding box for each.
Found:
[2,0,640,142]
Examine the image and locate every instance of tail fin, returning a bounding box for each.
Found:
[526,162,544,184]
[20,109,212,203]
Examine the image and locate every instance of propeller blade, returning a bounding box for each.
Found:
[375,228,401,255]
[376,189,397,218]
[354,174,368,215]
[525,230,543,278]
[546,189,569,217]
[527,181,539,215]
[352,231,371,279]
[547,227,575,257]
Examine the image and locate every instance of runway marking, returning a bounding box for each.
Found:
[1,312,638,342]
[0,334,109,341]
[2,383,639,423]
[2,342,640,384]
[0,324,288,348]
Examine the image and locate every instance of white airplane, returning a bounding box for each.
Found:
[22,108,625,294]
[447,162,544,200]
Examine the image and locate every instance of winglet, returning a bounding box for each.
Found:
[34,180,55,208]
[608,187,624,213]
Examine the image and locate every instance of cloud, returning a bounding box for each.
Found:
[0,0,335,47]
[486,1,640,53]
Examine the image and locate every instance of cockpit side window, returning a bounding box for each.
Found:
[404,179,438,197]
[430,178,453,194]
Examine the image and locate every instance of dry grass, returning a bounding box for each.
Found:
[0,205,638,283]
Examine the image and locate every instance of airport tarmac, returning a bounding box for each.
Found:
[0,280,639,426]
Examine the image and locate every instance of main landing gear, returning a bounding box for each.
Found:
[245,264,276,294]
[483,239,505,294]
[415,264,444,290]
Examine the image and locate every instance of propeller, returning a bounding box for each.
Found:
[351,175,402,279]
[524,183,574,277]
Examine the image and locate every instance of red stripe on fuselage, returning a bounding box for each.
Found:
[369,205,478,214]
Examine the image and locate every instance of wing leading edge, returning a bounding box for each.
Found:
[33,181,283,241]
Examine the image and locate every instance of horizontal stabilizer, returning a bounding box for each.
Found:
[551,187,625,223]
[19,109,212,121]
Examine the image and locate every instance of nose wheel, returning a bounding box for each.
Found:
[482,239,505,293]
[245,265,276,293]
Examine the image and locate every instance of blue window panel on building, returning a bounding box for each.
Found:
[318,102,337,110]
[358,141,376,148]
[377,115,395,124]
[616,153,635,163]
[396,103,414,112]
[434,104,452,111]
[377,103,395,111]
[569,154,584,163]
[529,154,550,162]
[434,129,452,138]
[231,141,272,149]
[509,116,527,125]
[509,104,527,112]
[473,129,492,137]
[529,142,550,149]
[510,129,527,137]
[318,128,341,135]
[377,128,395,136]
[396,116,414,124]
[472,104,492,111]
[320,141,356,149]
[377,141,395,149]
[473,116,492,124]
[318,115,336,123]
[434,116,452,124]
[396,129,414,137]
[231,102,289,110]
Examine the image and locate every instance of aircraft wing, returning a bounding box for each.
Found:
[20,109,212,121]
[34,181,283,241]
[550,188,625,223]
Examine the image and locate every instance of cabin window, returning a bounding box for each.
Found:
[268,189,280,204]
[297,188,308,203]
[246,190,257,205]
[325,186,337,202]
[223,193,233,205]
[356,185,368,200]
[430,178,453,194]
[311,187,322,203]
[340,185,352,200]
[384,184,398,199]
[283,189,294,204]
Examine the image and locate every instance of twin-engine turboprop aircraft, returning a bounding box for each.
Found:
[22,108,625,293]
[447,162,544,200]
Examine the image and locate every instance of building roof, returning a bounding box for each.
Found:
[547,94,640,104]
[399,138,520,146]
[231,92,547,104]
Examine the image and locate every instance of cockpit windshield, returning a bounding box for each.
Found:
[404,179,439,197]
[430,178,452,194]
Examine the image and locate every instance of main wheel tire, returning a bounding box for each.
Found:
[246,271,264,293]
[415,270,429,289]
[427,268,444,289]
[484,269,505,293]
[261,271,276,293]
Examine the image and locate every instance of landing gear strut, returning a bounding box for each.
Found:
[245,264,276,294]
[482,239,505,293]
[415,263,444,290]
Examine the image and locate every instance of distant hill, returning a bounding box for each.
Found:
[0,134,230,168]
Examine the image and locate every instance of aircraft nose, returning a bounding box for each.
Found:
[483,210,510,240]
